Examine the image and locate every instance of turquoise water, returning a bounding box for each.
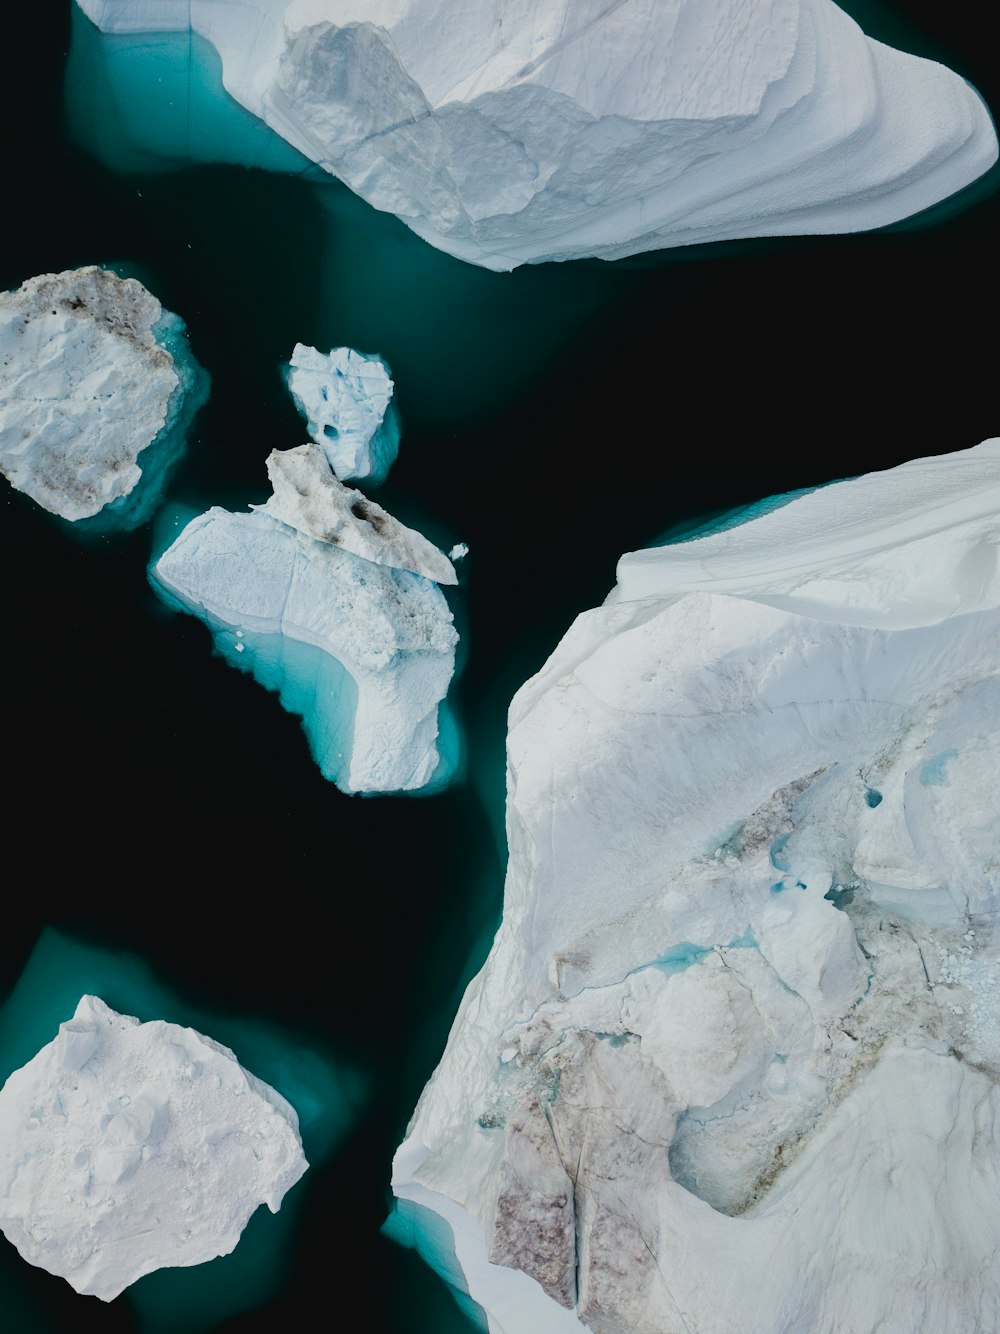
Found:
[0,930,362,1333]
[2,2,997,1329]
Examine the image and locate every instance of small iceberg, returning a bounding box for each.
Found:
[286,344,399,484]
[0,266,207,528]
[151,446,458,794]
[0,995,307,1301]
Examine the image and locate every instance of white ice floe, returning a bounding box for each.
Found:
[0,266,205,522]
[152,446,458,794]
[286,344,399,483]
[75,0,996,269]
[391,440,1000,1333]
[0,996,307,1301]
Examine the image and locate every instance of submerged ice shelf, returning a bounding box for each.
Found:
[0,266,206,526]
[391,441,1000,1333]
[152,445,458,795]
[0,995,307,1302]
[75,0,997,269]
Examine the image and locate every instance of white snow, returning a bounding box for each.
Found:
[0,267,201,520]
[286,344,398,483]
[152,446,458,794]
[391,440,1000,1332]
[0,996,307,1301]
[75,0,997,269]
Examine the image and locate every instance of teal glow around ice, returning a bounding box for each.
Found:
[69,310,209,536]
[382,1198,488,1332]
[653,482,826,548]
[65,8,314,178]
[0,929,363,1331]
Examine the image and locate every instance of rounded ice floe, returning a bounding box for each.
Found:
[0,267,206,523]
[286,344,399,483]
[391,440,1000,1333]
[75,0,996,269]
[0,995,308,1301]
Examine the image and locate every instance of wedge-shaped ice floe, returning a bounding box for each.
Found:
[0,995,307,1302]
[390,440,1000,1332]
[0,266,207,525]
[286,345,399,484]
[259,443,456,584]
[152,447,458,794]
[75,0,997,269]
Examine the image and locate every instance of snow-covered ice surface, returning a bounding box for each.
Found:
[152,446,458,794]
[74,0,997,269]
[286,344,399,483]
[0,996,307,1302]
[0,266,206,524]
[390,440,1000,1333]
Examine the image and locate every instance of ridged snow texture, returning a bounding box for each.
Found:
[392,441,1000,1334]
[75,0,997,268]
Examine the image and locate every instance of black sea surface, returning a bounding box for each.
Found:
[2,2,996,1330]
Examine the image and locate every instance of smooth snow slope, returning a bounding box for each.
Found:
[74,0,997,269]
[391,440,1000,1333]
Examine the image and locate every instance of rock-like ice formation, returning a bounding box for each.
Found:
[0,266,206,523]
[259,443,456,585]
[152,446,458,794]
[391,441,1000,1333]
[75,0,997,269]
[286,344,399,483]
[0,995,307,1301]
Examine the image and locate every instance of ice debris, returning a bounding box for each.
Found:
[0,266,206,524]
[286,344,399,483]
[0,996,307,1301]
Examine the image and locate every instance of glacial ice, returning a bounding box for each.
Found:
[75,0,997,269]
[152,446,458,794]
[286,344,399,484]
[391,441,1000,1333]
[0,995,307,1301]
[0,267,207,525]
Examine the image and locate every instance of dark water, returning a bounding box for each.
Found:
[1,2,996,1330]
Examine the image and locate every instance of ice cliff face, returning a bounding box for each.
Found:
[0,267,206,523]
[152,445,458,794]
[286,344,399,483]
[0,996,307,1301]
[391,441,1000,1333]
[75,0,997,269]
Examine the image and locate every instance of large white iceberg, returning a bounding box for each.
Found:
[152,445,458,794]
[0,995,308,1301]
[74,0,997,269]
[0,266,206,524]
[390,441,1000,1332]
[286,344,399,484]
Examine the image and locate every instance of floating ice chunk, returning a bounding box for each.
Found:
[448,542,469,562]
[74,0,997,269]
[151,451,458,793]
[391,440,1000,1332]
[0,266,207,525]
[0,995,307,1302]
[286,344,399,483]
[258,444,456,585]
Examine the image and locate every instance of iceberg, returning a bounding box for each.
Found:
[0,995,307,1302]
[391,441,1000,1332]
[74,0,997,270]
[0,266,207,525]
[152,446,458,794]
[286,344,399,484]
